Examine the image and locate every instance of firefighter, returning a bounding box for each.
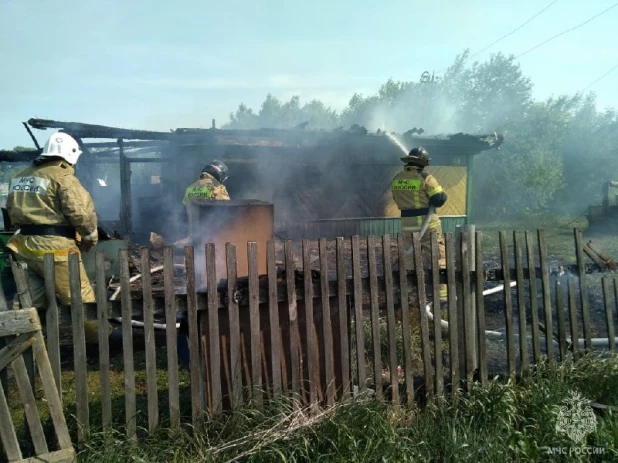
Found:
[182,159,230,205]
[5,132,105,344]
[391,146,447,304]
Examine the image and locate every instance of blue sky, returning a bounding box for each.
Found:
[1,0,617,148]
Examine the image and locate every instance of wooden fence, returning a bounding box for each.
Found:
[2,227,617,447]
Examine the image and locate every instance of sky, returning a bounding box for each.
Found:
[1,0,617,148]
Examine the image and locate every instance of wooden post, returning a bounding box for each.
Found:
[513,231,529,377]
[119,249,136,440]
[164,247,180,427]
[602,277,616,353]
[397,232,414,406]
[445,233,459,397]
[141,247,159,432]
[95,251,111,428]
[538,230,554,362]
[475,232,487,386]
[284,241,300,396]
[227,243,243,407]
[499,232,516,382]
[43,254,61,401]
[525,231,542,363]
[430,232,443,397]
[555,279,568,361]
[336,237,351,400]
[463,225,477,373]
[206,244,222,414]
[118,138,133,236]
[319,238,336,406]
[574,229,592,352]
[352,235,367,393]
[413,232,433,399]
[367,235,383,401]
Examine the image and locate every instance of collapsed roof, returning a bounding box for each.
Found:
[0,118,504,163]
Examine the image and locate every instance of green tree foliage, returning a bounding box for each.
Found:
[223,51,617,221]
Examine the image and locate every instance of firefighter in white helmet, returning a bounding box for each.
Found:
[6,131,104,344]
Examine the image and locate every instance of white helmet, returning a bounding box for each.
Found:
[40,132,83,165]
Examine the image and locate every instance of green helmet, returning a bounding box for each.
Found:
[401,146,430,167]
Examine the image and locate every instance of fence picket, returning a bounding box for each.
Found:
[499,232,516,382]
[68,252,89,442]
[397,233,415,406]
[383,234,399,404]
[513,231,529,377]
[525,231,541,363]
[413,232,433,399]
[43,254,61,402]
[141,247,158,432]
[119,249,136,439]
[461,232,474,389]
[538,230,554,362]
[95,251,111,428]
[475,232,487,386]
[574,229,592,352]
[430,232,443,397]
[185,245,203,425]
[206,244,223,414]
[319,238,336,406]
[352,235,367,393]
[267,241,282,398]
[602,277,616,353]
[555,279,568,361]
[247,242,263,409]
[284,241,301,396]
[164,246,180,427]
[336,237,351,400]
[367,235,383,401]
[225,244,243,407]
[568,277,580,361]
[445,233,459,397]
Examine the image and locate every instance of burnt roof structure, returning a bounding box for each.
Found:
[2,118,504,240]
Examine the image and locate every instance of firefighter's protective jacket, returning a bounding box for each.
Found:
[6,159,98,261]
[182,172,230,205]
[391,166,444,232]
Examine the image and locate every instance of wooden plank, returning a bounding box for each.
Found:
[95,251,111,428]
[513,231,529,377]
[15,448,76,463]
[267,241,282,397]
[248,242,263,409]
[602,277,616,353]
[445,233,459,397]
[525,231,541,363]
[366,235,383,401]
[119,249,136,439]
[31,331,73,451]
[0,381,22,461]
[351,235,367,393]
[413,232,433,398]
[227,243,243,407]
[43,253,61,402]
[284,240,300,396]
[538,230,555,361]
[555,279,568,361]
[163,246,180,427]
[461,232,474,389]
[319,238,335,406]
[184,245,202,426]
[13,354,49,456]
[430,232,443,396]
[0,333,36,373]
[206,244,222,414]
[475,232,487,386]
[141,247,158,432]
[0,308,42,338]
[383,234,399,404]
[568,277,580,361]
[574,229,592,352]
[499,232,516,382]
[301,239,317,407]
[0,284,7,397]
[336,237,351,400]
[68,252,89,442]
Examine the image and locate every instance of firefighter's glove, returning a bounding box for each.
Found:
[80,229,99,253]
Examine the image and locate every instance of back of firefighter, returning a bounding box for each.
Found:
[182,159,230,206]
[6,132,102,343]
[391,146,447,304]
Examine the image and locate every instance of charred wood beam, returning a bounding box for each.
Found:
[84,141,167,149]
[28,118,170,141]
[0,150,40,162]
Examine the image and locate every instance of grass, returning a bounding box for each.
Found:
[53,354,618,462]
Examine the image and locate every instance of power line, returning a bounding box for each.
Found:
[435,1,560,74]
[469,0,560,60]
[582,62,618,91]
[515,2,618,59]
